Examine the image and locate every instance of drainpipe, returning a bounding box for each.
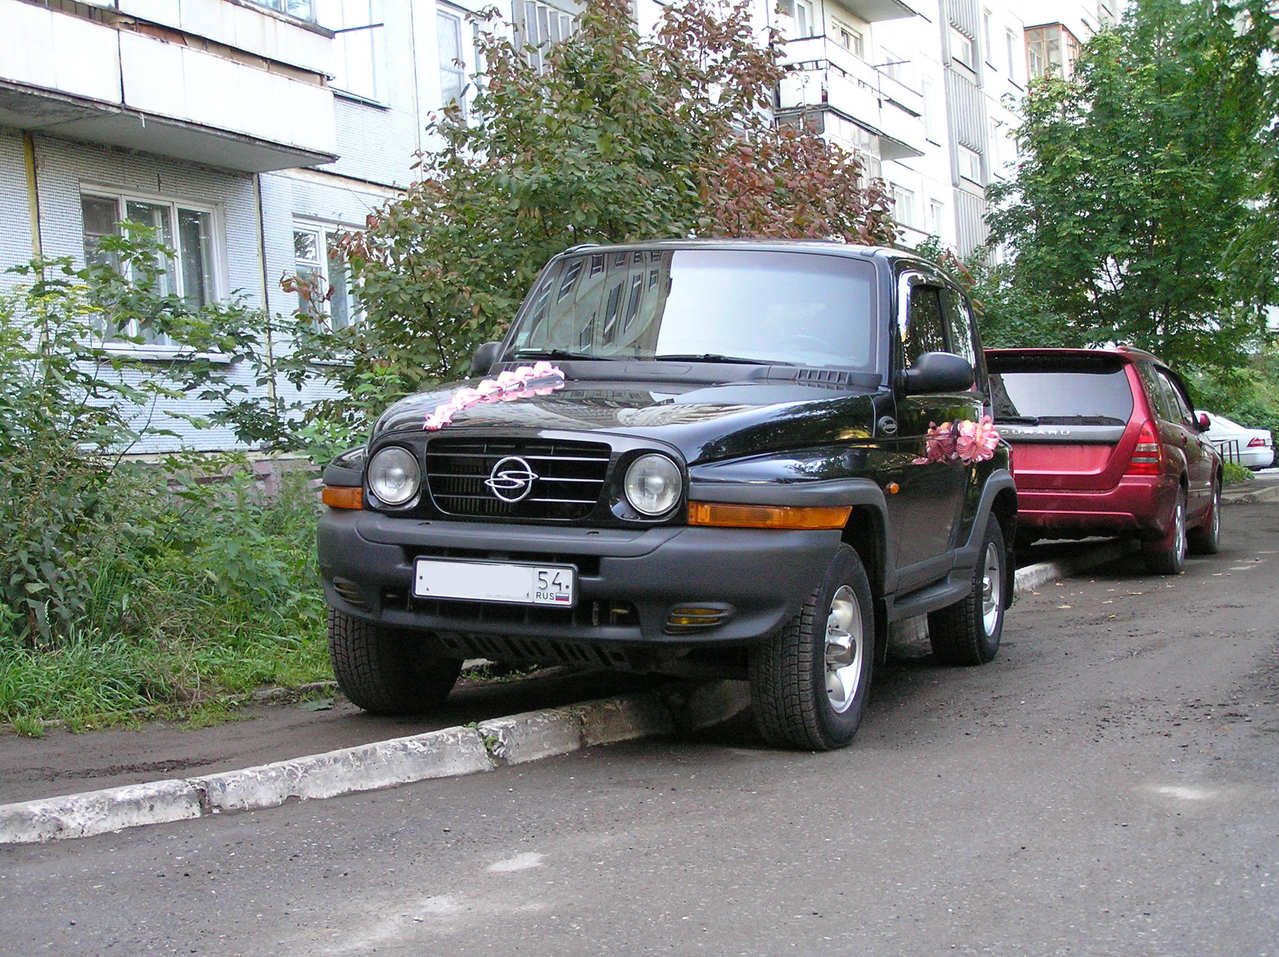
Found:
[254,173,279,417]
[23,132,42,259]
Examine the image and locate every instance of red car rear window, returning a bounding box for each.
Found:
[990,358,1134,426]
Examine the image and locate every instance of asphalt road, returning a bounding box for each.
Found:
[3,503,1277,957]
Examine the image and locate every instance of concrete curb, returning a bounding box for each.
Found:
[0,545,1128,847]
[1221,483,1279,505]
[0,683,749,846]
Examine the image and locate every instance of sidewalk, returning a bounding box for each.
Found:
[0,536,1185,845]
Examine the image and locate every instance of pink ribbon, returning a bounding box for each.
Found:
[424,362,565,431]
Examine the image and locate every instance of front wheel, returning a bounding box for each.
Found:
[928,515,1006,665]
[749,545,875,750]
[328,609,462,714]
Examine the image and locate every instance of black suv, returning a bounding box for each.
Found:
[319,241,1017,750]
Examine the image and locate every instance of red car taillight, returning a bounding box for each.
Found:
[1127,420,1162,475]
[1247,437,1266,448]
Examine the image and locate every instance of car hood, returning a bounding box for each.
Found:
[372,375,880,465]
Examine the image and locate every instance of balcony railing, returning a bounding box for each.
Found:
[778,35,926,160]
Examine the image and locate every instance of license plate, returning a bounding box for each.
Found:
[412,558,576,607]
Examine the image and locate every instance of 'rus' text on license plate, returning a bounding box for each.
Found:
[412,558,576,607]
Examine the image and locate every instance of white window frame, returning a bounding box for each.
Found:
[958,145,984,185]
[890,182,919,229]
[831,16,864,57]
[79,187,226,356]
[318,0,384,103]
[292,220,364,332]
[950,26,976,71]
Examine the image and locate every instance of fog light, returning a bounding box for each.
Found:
[664,603,734,633]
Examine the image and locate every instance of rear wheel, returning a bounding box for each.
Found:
[1188,479,1221,555]
[748,545,875,750]
[928,515,1006,665]
[1145,487,1187,575]
[328,608,462,714]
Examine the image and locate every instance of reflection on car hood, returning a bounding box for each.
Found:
[372,377,880,464]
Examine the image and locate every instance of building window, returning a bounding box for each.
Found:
[1006,29,1018,81]
[293,225,360,331]
[928,199,945,235]
[958,145,983,185]
[517,0,578,72]
[949,26,976,70]
[81,193,218,345]
[831,17,864,57]
[982,9,994,63]
[318,0,382,100]
[251,0,317,22]
[1026,23,1081,80]
[437,7,468,110]
[890,183,919,229]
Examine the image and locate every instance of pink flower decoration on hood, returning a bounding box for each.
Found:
[955,415,1000,464]
[422,363,566,430]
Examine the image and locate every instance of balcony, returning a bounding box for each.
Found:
[832,0,920,22]
[777,36,926,162]
[0,0,337,172]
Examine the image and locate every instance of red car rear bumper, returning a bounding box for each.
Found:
[1015,475,1178,540]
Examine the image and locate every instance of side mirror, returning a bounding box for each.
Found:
[898,352,974,395]
[1197,412,1211,432]
[471,341,502,378]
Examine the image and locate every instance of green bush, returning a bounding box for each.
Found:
[0,231,329,730]
[1223,462,1255,485]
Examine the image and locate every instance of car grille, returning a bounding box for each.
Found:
[424,438,611,520]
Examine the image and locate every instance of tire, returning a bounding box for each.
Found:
[748,544,875,751]
[1144,487,1188,575]
[1188,479,1221,555]
[927,515,1006,665]
[327,608,462,714]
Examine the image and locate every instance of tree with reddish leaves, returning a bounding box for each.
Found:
[315,0,895,417]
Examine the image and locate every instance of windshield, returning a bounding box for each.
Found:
[509,248,877,370]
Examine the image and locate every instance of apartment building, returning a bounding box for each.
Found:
[1,0,1113,453]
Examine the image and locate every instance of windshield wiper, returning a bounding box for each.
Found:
[653,353,780,365]
[512,348,612,361]
[995,414,1040,425]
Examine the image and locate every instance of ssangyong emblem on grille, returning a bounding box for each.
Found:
[484,455,540,503]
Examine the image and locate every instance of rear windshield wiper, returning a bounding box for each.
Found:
[1037,415,1125,426]
[994,414,1040,425]
[653,353,780,365]
[511,348,613,361]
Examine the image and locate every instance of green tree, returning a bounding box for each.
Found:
[987,0,1278,370]
[304,0,894,429]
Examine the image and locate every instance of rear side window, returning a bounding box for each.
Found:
[989,361,1135,425]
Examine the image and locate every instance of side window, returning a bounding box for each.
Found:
[941,287,977,367]
[1158,370,1194,426]
[1137,363,1174,421]
[900,279,946,368]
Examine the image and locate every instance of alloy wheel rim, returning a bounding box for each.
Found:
[1211,487,1220,540]
[1174,500,1186,563]
[824,585,864,714]
[981,541,1002,635]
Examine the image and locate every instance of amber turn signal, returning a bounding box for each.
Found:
[322,485,364,510]
[687,502,851,530]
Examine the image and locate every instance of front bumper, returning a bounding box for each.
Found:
[1015,474,1176,539]
[317,510,841,648]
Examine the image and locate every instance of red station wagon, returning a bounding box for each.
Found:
[987,347,1221,574]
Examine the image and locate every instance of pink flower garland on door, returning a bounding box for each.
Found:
[423,361,566,431]
[913,415,1001,465]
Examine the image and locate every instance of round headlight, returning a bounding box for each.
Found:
[624,454,682,516]
[367,446,420,506]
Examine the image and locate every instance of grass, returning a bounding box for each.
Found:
[0,469,333,736]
